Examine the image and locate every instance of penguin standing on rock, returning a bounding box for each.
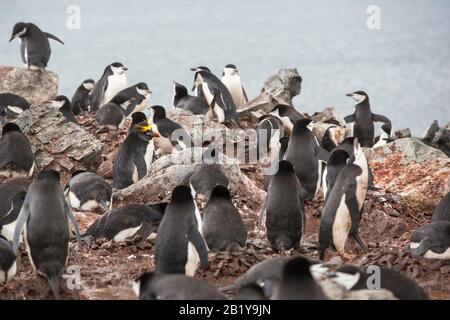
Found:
[172,81,209,115]
[12,170,82,299]
[202,185,247,251]
[9,22,64,70]
[113,112,159,189]
[0,93,30,119]
[111,82,151,115]
[260,160,305,252]
[283,119,330,200]
[65,171,112,212]
[150,105,193,154]
[0,236,17,284]
[84,203,167,242]
[344,91,392,147]
[90,62,128,111]
[190,67,240,127]
[49,95,78,124]
[319,163,368,260]
[155,185,208,276]
[0,123,35,178]
[221,64,248,108]
[330,265,428,300]
[0,191,27,241]
[71,79,95,115]
[271,257,328,300]
[133,272,225,300]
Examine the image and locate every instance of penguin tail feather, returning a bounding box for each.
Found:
[48,276,61,300]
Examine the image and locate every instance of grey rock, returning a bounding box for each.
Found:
[15,103,102,181]
[0,66,58,105]
[311,107,346,127]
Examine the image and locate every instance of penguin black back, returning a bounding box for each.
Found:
[71,79,95,115]
[155,185,208,276]
[323,149,350,202]
[202,185,247,251]
[432,191,450,222]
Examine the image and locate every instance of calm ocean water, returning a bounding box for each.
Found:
[1,0,449,134]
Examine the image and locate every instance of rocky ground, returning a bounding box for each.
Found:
[0,114,449,300]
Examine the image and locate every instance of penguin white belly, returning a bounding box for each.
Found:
[185,241,200,277]
[193,201,203,234]
[222,76,245,107]
[213,105,225,124]
[1,220,20,242]
[354,156,369,209]
[154,136,174,154]
[144,140,155,170]
[24,224,37,273]
[6,105,24,115]
[322,167,328,197]
[68,192,81,210]
[147,232,157,240]
[201,83,215,105]
[0,261,16,284]
[373,131,389,148]
[132,165,139,183]
[80,200,100,212]
[103,74,127,105]
[315,160,323,197]
[23,40,28,65]
[113,224,143,242]
[332,195,352,254]
[134,97,148,113]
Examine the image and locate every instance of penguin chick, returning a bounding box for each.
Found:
[12,169,82,299]
[202,185,247,251]
[155,185,208,276]
[409,221,450,260]
[84,203,167,242]
[0,236,17,284]
[330,265,428,300]
[261,160,305,252]
[0,123,35,178]
[49,95,78,124]
[65,171,112,212]
[133,272,225,300]
[172,81,209,115]
[71,79,95,115]
[150,105,193,154]
[112,112,159,189]
[9,22,64,70]
[271,256,328,300]
[319,163,368,260]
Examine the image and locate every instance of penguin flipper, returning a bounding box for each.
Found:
[242,86,248,103]
[317,146,330,163]
[133,155,147,180]
[345,183,365,250]
[344,114,355,123]
[188,227,208,270]
[12,203,30,254]
[64,200,82,248]
[44,32,64,45]
[372,113,392,128]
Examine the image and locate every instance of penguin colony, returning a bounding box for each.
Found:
[0,21,445,301]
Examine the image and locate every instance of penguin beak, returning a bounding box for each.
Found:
[345,93,353,97]
[9,34,16,42]
[122,67,128,72]
[190,67,198,72]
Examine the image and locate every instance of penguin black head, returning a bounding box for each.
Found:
[131,112,147,125]
[82,79,95,91]
[50,95,71,110]
[173,81,188,98]
[37,169,60,181]
[2,122,22,135]
[136,82,151,96]
[346,91,369,104]
[283,256,312,279]
[109,62,127,75]
[170,185,193,205]
[223,64,238,76]
[209,185,231,201]
[329,149,350,165]
[190,66,211,73]
[292,118,313,134]
[150,105,166,120]
[277,160,294,175]
[9,22,28,41]
[130,117,159,141]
